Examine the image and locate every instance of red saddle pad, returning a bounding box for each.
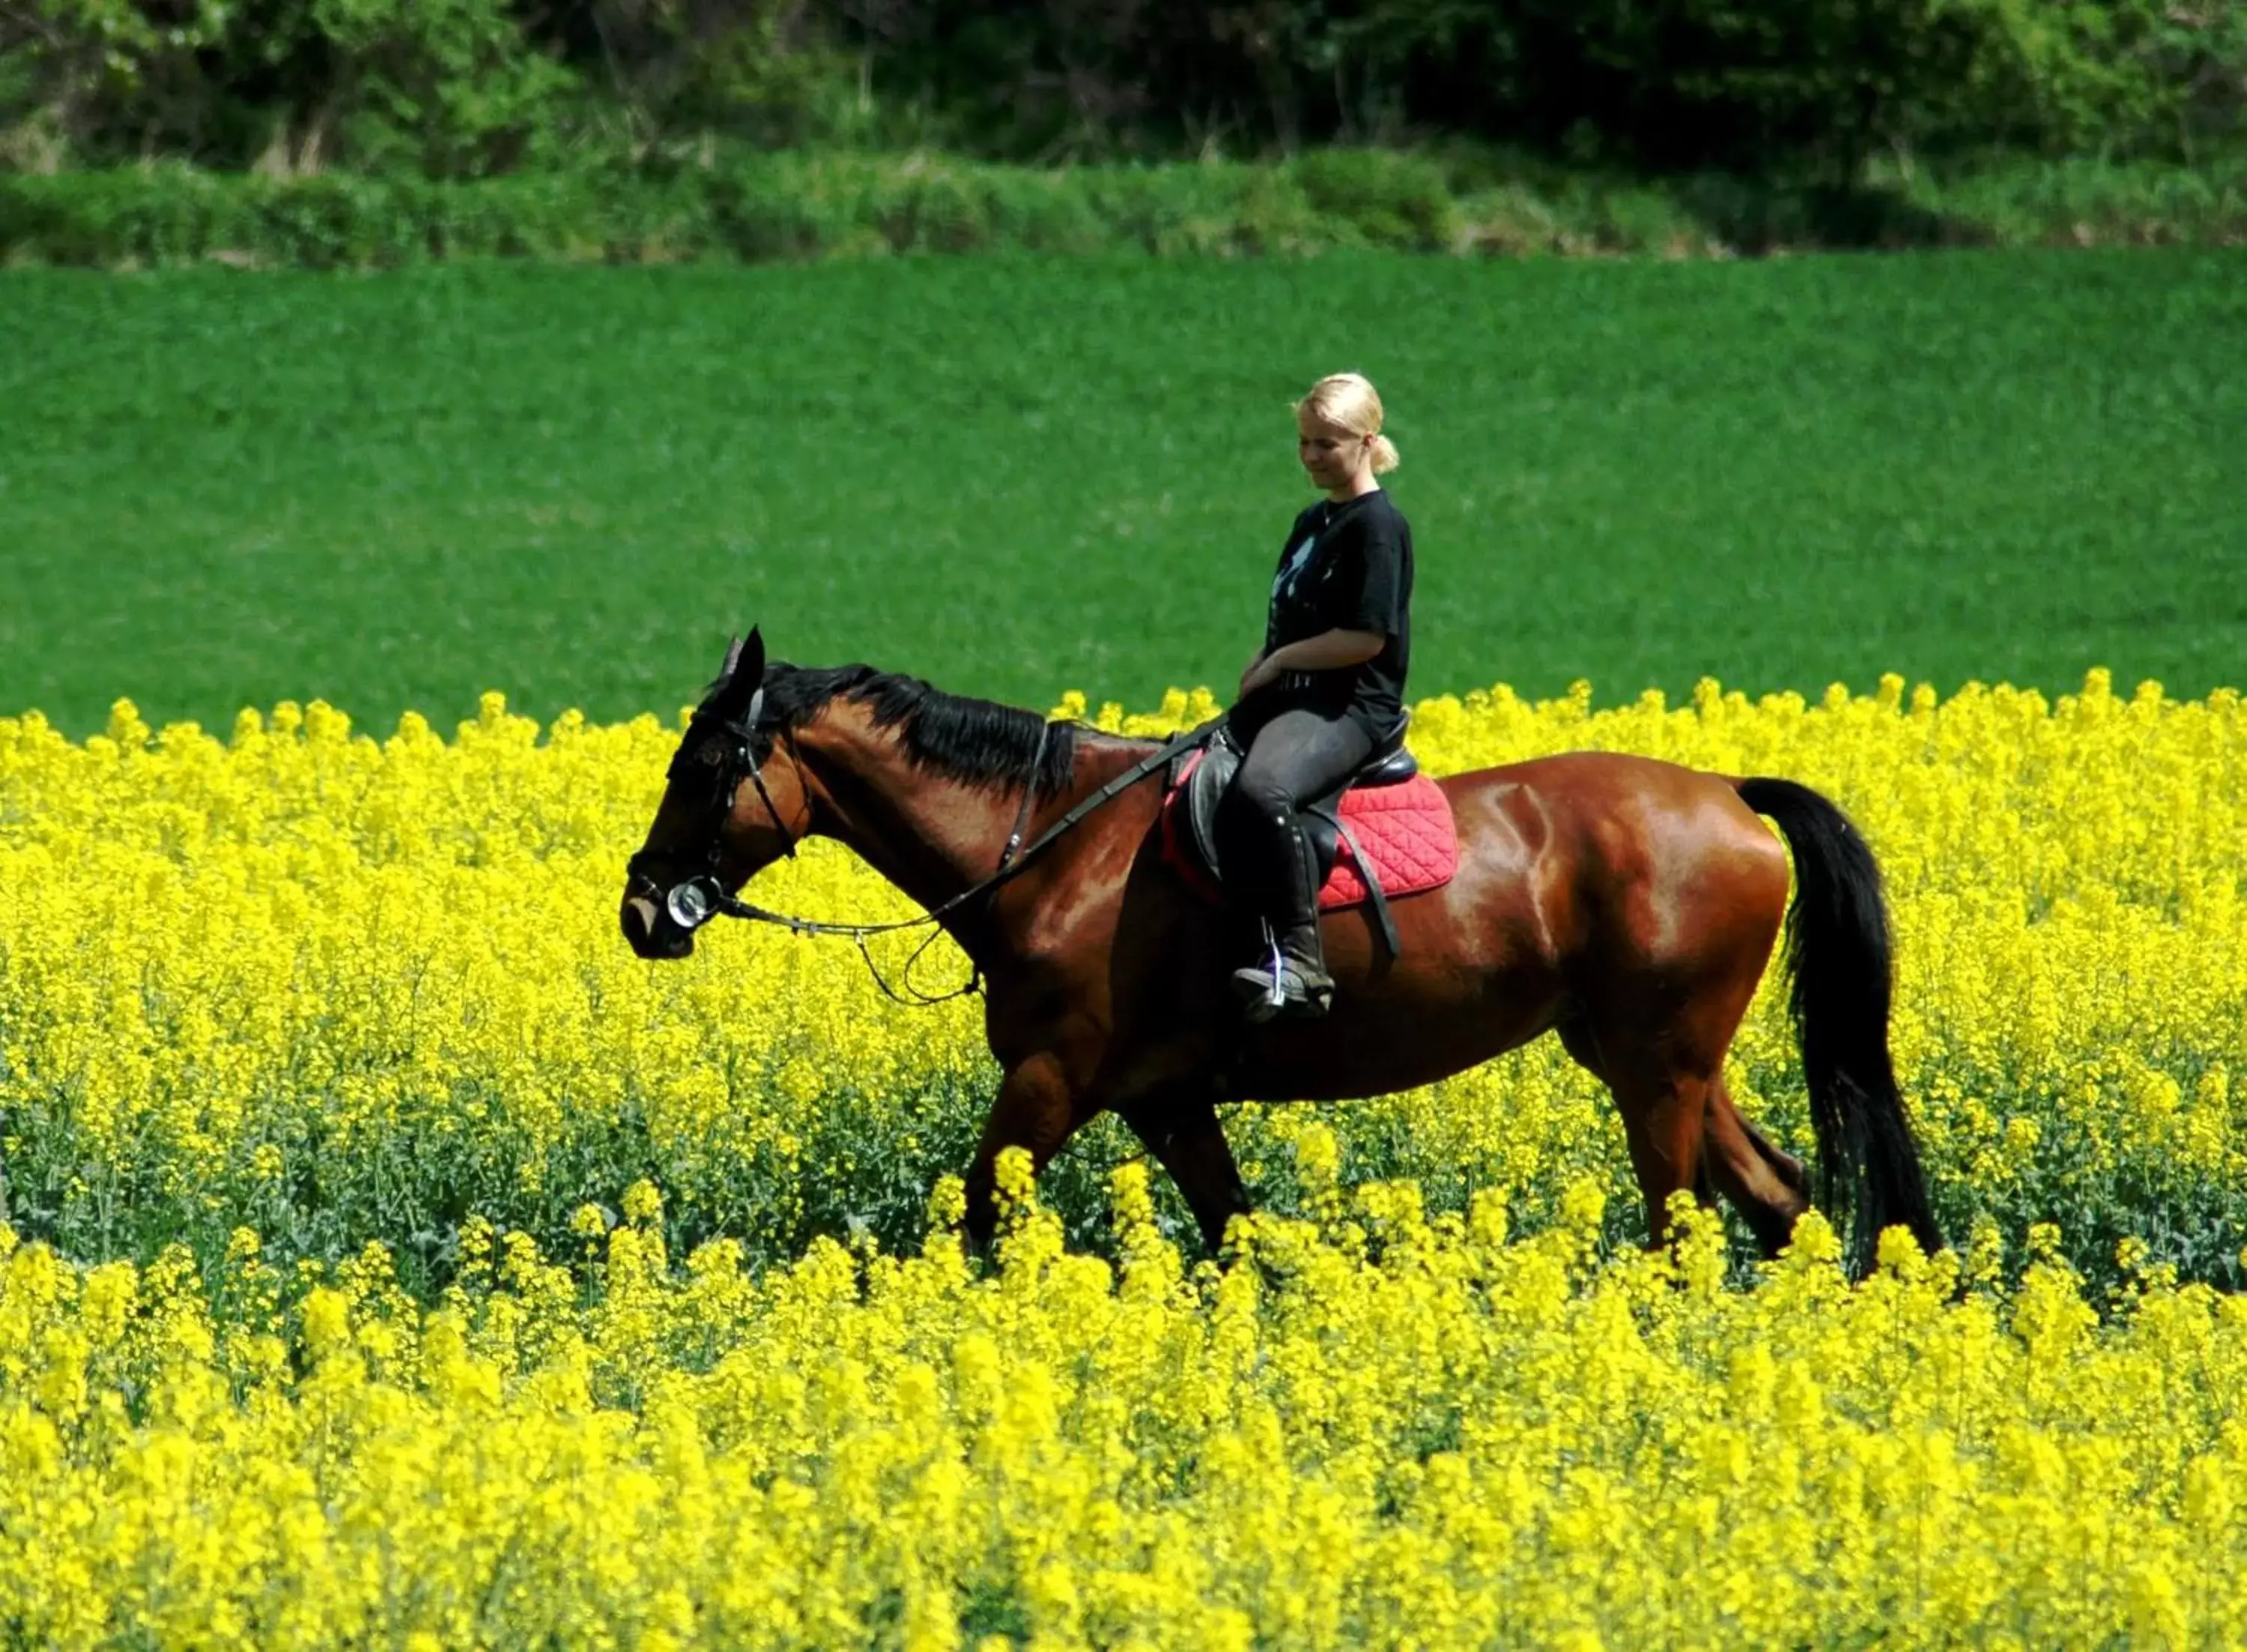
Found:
[1159,753,1460,911]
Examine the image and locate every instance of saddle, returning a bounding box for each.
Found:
[1161,711,1455,958]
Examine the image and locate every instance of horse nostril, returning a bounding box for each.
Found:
[622,896,658,949]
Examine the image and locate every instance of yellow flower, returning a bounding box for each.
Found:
[0,672,2244,1647]
[299,1287,351,1359]
[622,1180,664,1225]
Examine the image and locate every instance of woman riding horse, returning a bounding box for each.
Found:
[621,627,1944,1278]
[1224,372,1413,1021]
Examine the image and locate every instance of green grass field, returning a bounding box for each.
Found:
[2,249,2242,735]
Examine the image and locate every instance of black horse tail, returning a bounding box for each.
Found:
[1735,777,1943,1276]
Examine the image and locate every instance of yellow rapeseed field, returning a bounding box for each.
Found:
[2,669,2245,1647]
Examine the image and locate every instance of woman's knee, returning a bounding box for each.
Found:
[1226,759,1298,821]
[1217,779,1291,861]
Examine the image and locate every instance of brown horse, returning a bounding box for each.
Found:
[622,631,1942,1274]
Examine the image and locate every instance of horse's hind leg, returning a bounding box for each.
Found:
[1616,1066,1718,1246]
[1562,1006,1810,1257]
[1557,1012,1713,1246]
[1701,1077,1811,1258]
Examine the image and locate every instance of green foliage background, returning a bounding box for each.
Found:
[2,0,2241,183]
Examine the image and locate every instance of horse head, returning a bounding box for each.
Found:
[620,626,813,959]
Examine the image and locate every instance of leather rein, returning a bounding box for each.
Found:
[627,692,1221,1006]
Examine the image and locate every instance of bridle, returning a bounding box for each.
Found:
[626,687,1222,1006]
[624,684,803,926]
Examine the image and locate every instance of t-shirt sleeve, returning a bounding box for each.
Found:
[1340,512,1407,637]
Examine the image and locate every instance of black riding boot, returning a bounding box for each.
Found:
[1230,813,1334,1022]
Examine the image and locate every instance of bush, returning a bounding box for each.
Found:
[1288,149,1461,250]
[2,148,2241,269]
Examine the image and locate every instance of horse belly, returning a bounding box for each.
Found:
[1230,963,1564,1102]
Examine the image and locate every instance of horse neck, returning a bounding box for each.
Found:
[790,715,1156,927]
[789,713,1034,916]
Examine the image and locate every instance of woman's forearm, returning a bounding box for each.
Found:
[1263,629,1386,674]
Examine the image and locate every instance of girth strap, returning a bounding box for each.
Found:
[1310,807,1401,959]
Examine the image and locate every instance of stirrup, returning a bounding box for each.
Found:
[1231,923,1333,1024]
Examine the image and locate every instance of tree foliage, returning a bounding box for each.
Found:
[1,0,2240,176]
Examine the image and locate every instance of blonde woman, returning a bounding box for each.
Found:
[1220,371,1415,1021]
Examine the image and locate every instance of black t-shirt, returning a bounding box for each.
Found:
[1261,490,1413,730]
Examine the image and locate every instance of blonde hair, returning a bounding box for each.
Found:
[1297,371,1399,475]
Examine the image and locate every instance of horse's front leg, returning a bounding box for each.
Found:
[1115,1090,1251,1256]
[962,1049,1094,1253]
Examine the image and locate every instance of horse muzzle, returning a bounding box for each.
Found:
[620,891,696,960]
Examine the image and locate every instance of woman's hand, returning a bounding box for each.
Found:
[1239,650,1275,701]
[1240,631,1384,700]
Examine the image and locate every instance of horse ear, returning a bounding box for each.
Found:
[718,634,745,681]
[706,625,765,721]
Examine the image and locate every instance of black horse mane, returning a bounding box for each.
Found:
[754,663,1082,798]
